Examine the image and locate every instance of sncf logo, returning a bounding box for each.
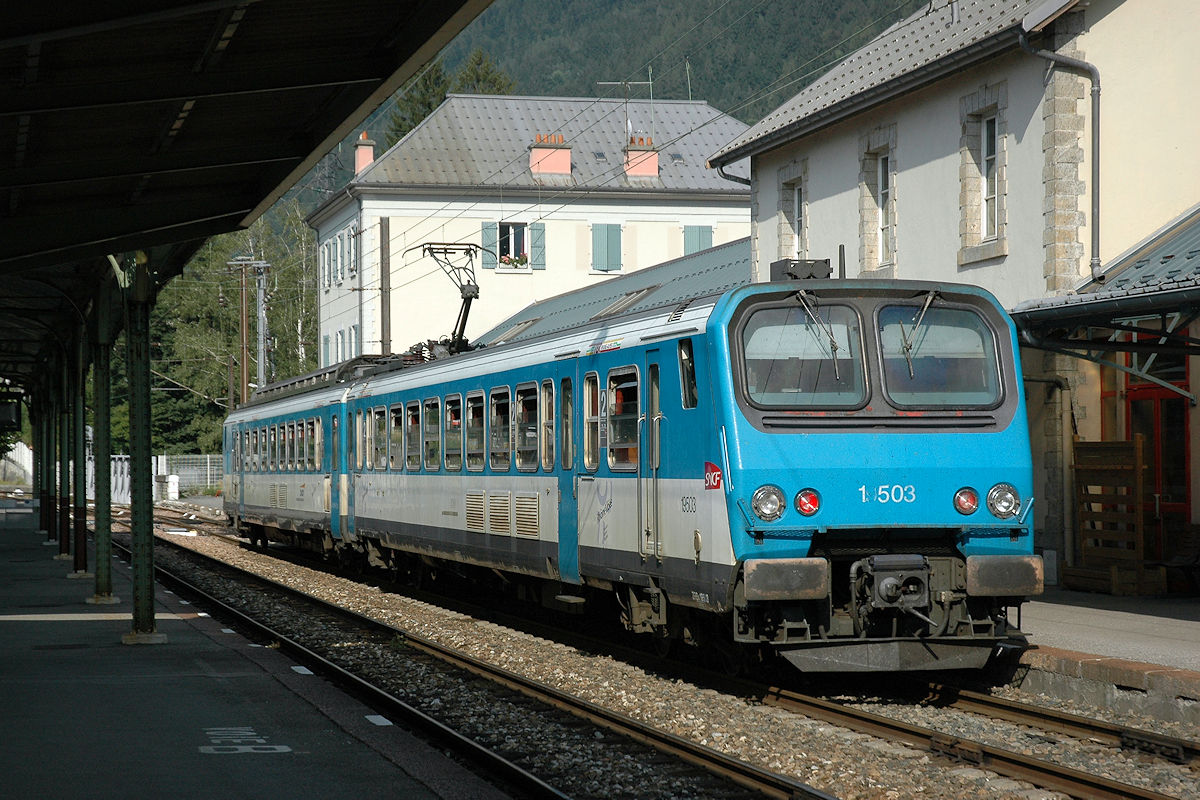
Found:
[704,462,723,490]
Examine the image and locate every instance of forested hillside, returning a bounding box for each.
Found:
[142,0,926,454]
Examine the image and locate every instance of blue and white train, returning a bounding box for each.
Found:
[223,247,1042,672]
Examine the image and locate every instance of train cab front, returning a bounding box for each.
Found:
[712,280,1044,672]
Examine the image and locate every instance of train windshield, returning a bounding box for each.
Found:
[878,304,1001,407]
[741,304,866,407]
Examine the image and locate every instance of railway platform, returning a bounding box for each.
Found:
[0,498,511,800]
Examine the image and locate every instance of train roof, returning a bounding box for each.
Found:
[475,237,753,348]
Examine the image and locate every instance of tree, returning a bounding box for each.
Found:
[385,60,451,148]
[384,50,516,148]
[451,48,516,95]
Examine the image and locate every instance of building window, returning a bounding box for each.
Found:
[877,154,893,265]
[958,83,1007,266]
[981,116,998,240]
[322,335,330,367]
[683,225,713,255]
[591,223,622,272]
[482,222,545,269]
[777,159,808,261]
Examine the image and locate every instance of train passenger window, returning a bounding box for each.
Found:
[560,378,573,470]
[465,393,485,471]
[540,380,555,471]
[608,369,639,471]
[251,429,259,471]
[444,395,462,471]
[515,384,538,471]
[296,423,306,471]
[405,402,421,471]
[489,388,511,471]
[373,407,388,469]
[679,338,699,409]
[389,405,404,469]
[423,398,441,470]
[243,431,250,471]
[314,418,323,471]
[288,423,297,470]
[268,426,277,470]
[583,373,599,471]
[356,410,365,470]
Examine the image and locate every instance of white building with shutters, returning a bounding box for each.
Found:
[308,94,750,364]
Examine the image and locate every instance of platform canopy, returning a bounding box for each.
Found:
[0,0,488,388]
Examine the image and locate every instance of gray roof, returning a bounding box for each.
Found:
[475,237,753,347]
[360,94,750,193]
[1011,204,1200,324]
[709,0,1039,167]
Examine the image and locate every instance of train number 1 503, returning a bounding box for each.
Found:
[859,484,916,504]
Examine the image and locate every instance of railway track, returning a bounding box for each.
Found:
[123,507,1199,799]
[116,523,835,800]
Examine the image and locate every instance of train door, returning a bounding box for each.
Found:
[639,353,662,561]
[234,426,245,521]
[556,373,581,584]
[346,407,359,538]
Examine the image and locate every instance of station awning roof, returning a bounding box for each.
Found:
[0,0,487,388]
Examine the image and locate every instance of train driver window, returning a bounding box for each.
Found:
[465,393,485,471]
[405,402,421,471]
[607,369,639,470]
[515,384,538,471]
[445,395,462,471]
[373,407,388,469]
[560,378,573,470]
[489,388,511,471]
[423,398,441,470]
[389,405,404,469]
[540,380,555,471]
[583,373,599,471]
[679,338,699,409]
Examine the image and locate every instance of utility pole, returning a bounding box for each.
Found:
[226,256,270,404]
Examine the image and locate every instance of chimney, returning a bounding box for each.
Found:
[529,133,571,175]
[354,131,375,176]
[624,136,658,177]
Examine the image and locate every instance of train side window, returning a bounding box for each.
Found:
[389,405,404,469]
[288,423,297,470]
[423,398,441,470]
[540,380,555,471]
[405,402,421,471]
[268,426,277,470]
[648,364,660,471]
[243,431,251,471]
[560,378,573,470]
[679,338,698,409]
[305,420,315,470]
[489,388,511,471]
[583,373,599,471]
[515,384,538,472]
[252,429,259,471]
[358,410,368,471]
[314,418,324,471]
[465,392,485,471]
[373,407,387,469]
[332,415,340,474]
[608,369,639,471]
[445,395,462,471]
[296,423,305,470]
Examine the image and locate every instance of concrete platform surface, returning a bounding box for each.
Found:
[0,505,509,800]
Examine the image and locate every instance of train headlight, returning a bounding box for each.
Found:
[794,488,820,516]
[751,485,786,522]
[953,487,979,515]
[986,483,1020,519]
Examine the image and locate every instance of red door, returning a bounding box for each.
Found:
[1127,390,1189,560]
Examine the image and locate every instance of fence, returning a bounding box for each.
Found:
[86,453,221,503]
[0,442,32,484]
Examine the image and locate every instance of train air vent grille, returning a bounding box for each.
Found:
[487,492,512,535]
[269,484,278,507]
[465,492,485,532]
[278,485,287,506]
[667,299,693,323]
[514,493,539,538]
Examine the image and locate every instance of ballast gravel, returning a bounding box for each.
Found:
[154,527,1197,800]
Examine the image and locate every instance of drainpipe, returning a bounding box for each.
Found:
[1019,31,1103,283]
[715,163,751,186]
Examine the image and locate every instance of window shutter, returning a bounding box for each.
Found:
[684,225,712,254]
[530,222,546,270]
[481,222,498,269]
[591,224,607,271]
[607,224,622,271]
[322,335,330,368]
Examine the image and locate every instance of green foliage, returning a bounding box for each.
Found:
[385,49,516,148]
[441,0,926,123]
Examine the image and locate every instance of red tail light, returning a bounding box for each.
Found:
[794,488,820,516]
[954,487,979,515]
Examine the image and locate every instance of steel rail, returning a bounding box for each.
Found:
[130,533,837,800]
[918,681,1198,766]
[760,686,1181,800]
[111,539,573,800]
